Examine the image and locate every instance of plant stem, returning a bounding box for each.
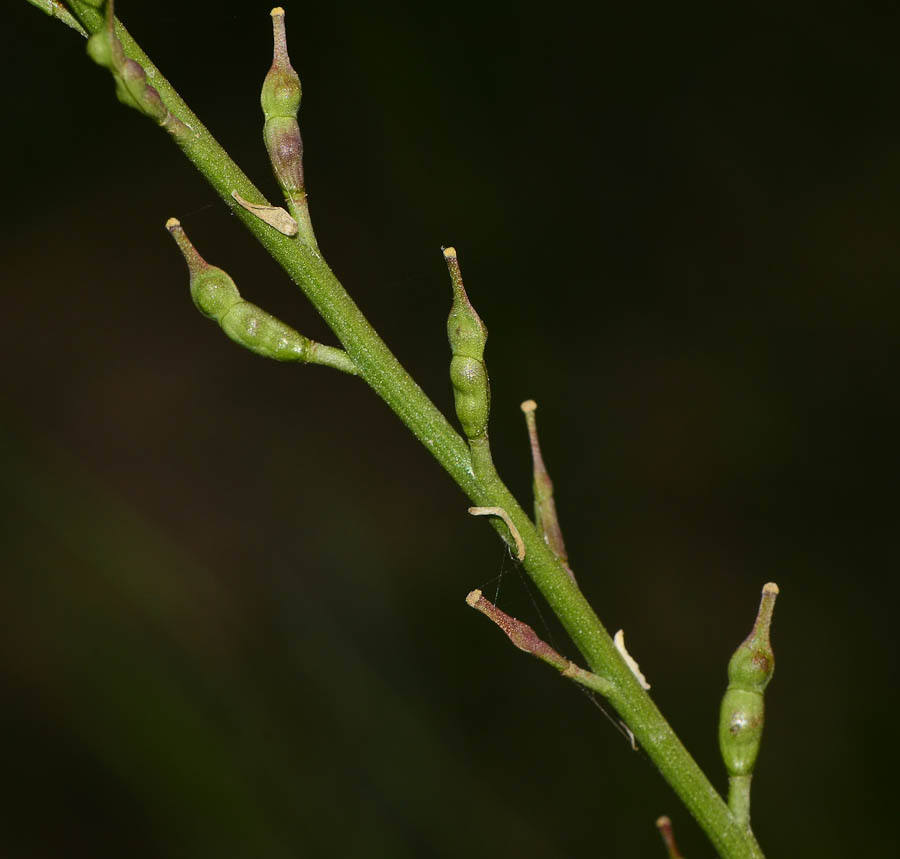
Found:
[62,5,766,856]
[729,775,753,829]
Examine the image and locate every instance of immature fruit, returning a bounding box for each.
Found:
[718,583,778,779]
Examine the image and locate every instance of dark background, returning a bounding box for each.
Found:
[3,1,899,856]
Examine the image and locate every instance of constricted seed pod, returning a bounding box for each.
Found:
[444,247,491,440]
[719,583,778,779]
[167,218,313,363]
[262,9,305,198]
[166,218,356,374]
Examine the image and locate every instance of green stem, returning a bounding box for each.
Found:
[729,775,752,829]
[62,5,765,856]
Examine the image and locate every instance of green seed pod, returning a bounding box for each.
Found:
[450,355,490,440]
[444,247,490,440]
[219,302,311,362]
[444,247,487,361]
[261,9,306,207]
[718,583,778,780]
[165,217,329,365]
[264,116,305,195]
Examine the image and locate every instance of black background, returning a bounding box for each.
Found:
[3,2,899,856]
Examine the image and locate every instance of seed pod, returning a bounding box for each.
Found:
[84,1,186,137]
[166,218,356,374]
[719,583,778,787]
[262,9,305,197]
[444,248,490,440]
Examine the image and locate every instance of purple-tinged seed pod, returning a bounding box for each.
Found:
[264,117,305,195]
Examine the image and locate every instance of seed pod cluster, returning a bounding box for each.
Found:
[444,248,490,440]
[261,8,305,199]
[85,1,186,136]
[718,583,778,779]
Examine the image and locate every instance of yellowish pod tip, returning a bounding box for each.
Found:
[655,816,683,859]
[763,582,780,595]
[442,246,457,259]
[271,7,285,16]
[520,399,537,413]
[465,589,482,607]
[165,217,181,230]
